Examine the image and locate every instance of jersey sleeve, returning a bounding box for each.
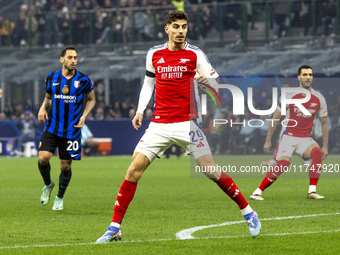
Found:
[318,94,328,117]
[45,72,53,94]
[84,77,94,94]
[146,49,155,75]
[195,50,219,79]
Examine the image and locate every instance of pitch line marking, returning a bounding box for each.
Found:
[0,213,339,250]
[176,212,340,240]
[1,229,340,250]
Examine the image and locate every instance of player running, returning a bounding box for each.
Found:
[96,10,261,243]
[250,65,328,201]
[37,46,96,210]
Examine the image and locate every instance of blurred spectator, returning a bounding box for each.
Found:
[321,0,337,36]
[219,110,233,154]
[123,10,132,43]
[14,103,25,119]
[134,10,151,41]
[187,5,199,40]
[121,101,131,117]
[224,0,240,31]
[0,17,15,46]
[4,104,15,119]
[273,0,289,38]
[86,111,95,120]
[200,4,214,38]
[237,111,261,154]
[144,108,153,119]
[128,108,136,118]
[294,0,311,36]
[35,6,48,47]
[95,10,110,44]
[25,5,38,46]
[103,0,113,8]
[12,4,28,46]
[94,107,105,120]
[0,112,7,121]
[58,6,70,45]
[113,10,125,43]
[78,0,92,44]
[108,101,123,118]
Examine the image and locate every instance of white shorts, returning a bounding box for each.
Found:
[134,120,212,162]
[276,134,317,160]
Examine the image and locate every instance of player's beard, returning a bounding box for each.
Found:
[65,63,76,72]
[301,80,312,89]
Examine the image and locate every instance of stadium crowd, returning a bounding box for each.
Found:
[0,0,338,47]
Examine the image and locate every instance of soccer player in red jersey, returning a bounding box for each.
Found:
[96,10,261,243]
[250,65,329,201]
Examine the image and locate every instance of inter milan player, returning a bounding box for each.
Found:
[37,46,95,210]
[96,10,261,243]
[250,65,328,201]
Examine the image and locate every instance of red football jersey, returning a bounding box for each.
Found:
[280,88,328,137]
[146,42,218,123]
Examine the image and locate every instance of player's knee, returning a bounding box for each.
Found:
[60,160,71,171]
[38,155,50,165]
[38,151,52,164]
[311,147,322,160]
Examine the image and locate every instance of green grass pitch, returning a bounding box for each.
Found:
[0,155,339,254]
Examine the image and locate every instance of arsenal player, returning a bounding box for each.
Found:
[96,10,261,243]
[250,65,328,201]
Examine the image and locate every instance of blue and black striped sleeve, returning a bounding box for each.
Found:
[45,72,53,94]
[84,77,94,94]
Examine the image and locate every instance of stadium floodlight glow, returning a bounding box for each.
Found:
[201,84,312,116]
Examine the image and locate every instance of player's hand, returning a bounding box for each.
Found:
[74,116,85,128]
[38,107,48,124]
[321,147,328,159]
[132,113,143,130]
[263,140,271,154]
[195,75,208,88]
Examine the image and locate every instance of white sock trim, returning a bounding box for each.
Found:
[110,222,121,228]
[241,205,253,216]
[308,185,317,194]
[253,188,262,196]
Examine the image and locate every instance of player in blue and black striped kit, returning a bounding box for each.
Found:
[37,46,96,210]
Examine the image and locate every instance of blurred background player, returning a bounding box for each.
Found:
[96,10,261,243]
[37,46,95,210]
[81,123,98,155]
[250,65,328,201]
[11,110,39,156]
[262,82,311,168]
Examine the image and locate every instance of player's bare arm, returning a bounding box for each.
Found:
[132,113,143,130]
[74,90,96,128]
[38,93,52,124]
[264,109,282,154]
[320,116,329,159]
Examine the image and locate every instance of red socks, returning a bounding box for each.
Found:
[215,172,248,210]
[309,147,323,186]
[259,160,290,191]
[112,179,138,224]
